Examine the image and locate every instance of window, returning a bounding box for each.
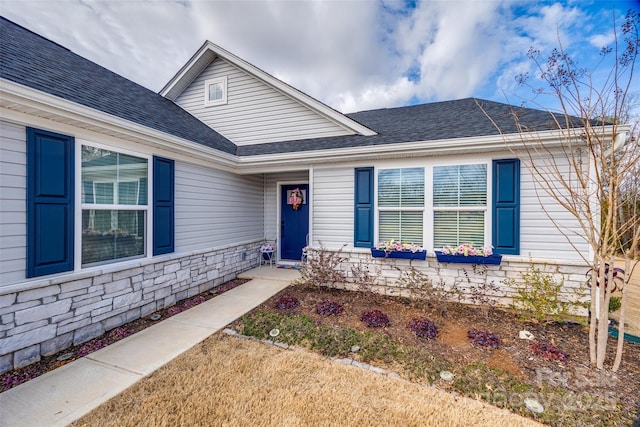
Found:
[204,76,228,106]
[433,164,487,248]
[377,168,424,245]
[81,146,148,265]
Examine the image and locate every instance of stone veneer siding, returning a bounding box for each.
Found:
[308,248,590,314]
[0,241,262,374]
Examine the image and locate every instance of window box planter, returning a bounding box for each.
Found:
[434,251,502,265]
[371,249,427,260]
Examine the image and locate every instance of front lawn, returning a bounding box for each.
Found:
[232,284,640,427]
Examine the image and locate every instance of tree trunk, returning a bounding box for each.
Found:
[589,262,598,365]
[612,259,628,371]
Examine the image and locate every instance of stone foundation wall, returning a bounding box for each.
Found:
[0,241,262,374]
[307,247,590,315]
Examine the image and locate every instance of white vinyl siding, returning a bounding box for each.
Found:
[519,155,590,260]
[312,168,353,248]
[0,121,27,285]
[174,58,353,146]
[175,162,264,252]
[308,153,586,262]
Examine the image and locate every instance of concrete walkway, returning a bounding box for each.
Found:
[0,267,297,427]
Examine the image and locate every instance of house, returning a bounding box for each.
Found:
[0,17,613,373]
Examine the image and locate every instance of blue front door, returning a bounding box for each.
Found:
[281,184,309,261]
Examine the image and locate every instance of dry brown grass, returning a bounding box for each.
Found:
[73,334,542,427]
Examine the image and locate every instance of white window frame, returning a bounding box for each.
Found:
[373,160,493,251]
[431,162,491,249]
[204,76,228,107]
[75,141,152,269]
[375,167,426,245]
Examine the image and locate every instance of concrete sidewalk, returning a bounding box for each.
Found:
[0,267,297,427]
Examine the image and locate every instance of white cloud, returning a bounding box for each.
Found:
[589,32,616,49]
[2,0,629,113]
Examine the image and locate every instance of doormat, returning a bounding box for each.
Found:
[277,265,301,270]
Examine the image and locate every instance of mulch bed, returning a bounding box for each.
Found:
[231,284,640,426]
[1,278,248,392]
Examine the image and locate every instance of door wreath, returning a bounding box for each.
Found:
[289,188,304,210]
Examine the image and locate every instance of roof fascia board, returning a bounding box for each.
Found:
[160,41,216,100]
[1,79,237,170]
[234,130,586,173]
[159,41,377,137]
[5,80,614,176]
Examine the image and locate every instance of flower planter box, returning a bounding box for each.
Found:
[261,250,274,261]
[434,251,502,265]
[371,249,427,260]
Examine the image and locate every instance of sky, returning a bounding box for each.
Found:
[1,0,638,114]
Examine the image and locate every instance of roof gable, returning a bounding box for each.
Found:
[172,56,362,145]
[160,41,376,139]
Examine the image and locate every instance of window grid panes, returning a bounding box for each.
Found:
[378,168,424,245]
[81,146,148,266]
[433,164,487,248]
[208,83,223,101]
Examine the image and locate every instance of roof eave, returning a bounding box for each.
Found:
[234,131,578,173]
[1,79,238,170]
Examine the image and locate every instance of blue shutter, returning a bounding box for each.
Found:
[492,159,520,255]
[354,167,374,248]
[153,156,174,255]
[26,128,74,277]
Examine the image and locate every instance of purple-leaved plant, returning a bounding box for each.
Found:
[316,299,344,316]
[1,364,42,392]
[183,295,206,308]
[76,338,111,357]
[361,310,390,328]
[167,306,184,316]
[275,295,300,310]
[468,329,500,349]
[107,327,134,341]
[408,317,439,339]
[530,341,569,362]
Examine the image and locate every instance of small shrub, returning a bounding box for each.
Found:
[467,329,500,349]
[395,266,445,309]
[361,310,390,328]
[608,296,622,312]
[352,261,383,304]
[316,299,344,316]
[298,244,347,288]
[508,260,574,322]
[464,265,502,318]
[275,294,300,310]
[529,340,569,362]
[408,317,439,339]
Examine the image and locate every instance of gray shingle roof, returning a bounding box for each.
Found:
[236,99,573,156]
[2,17,575,159]
[0,17,237,155]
